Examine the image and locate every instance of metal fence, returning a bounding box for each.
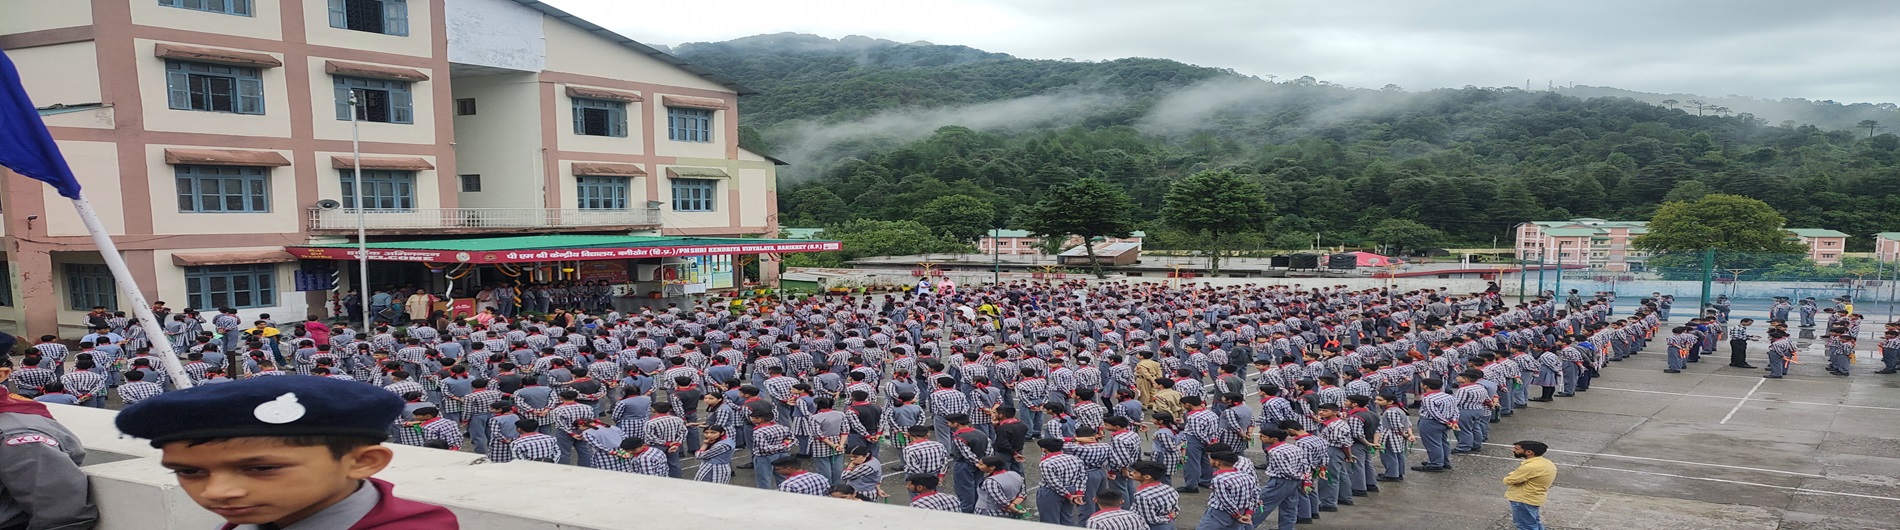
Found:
[1519,250,1900,324]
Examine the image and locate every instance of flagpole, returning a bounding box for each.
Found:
[71,195,192,389]
[350,93,370,333]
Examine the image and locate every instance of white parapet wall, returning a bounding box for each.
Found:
[46,404,1053,530]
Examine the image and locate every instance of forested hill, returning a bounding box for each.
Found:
[672,33,1900,252]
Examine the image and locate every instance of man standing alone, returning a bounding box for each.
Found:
[1503,440,1557,530]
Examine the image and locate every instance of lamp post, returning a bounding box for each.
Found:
[349,93,370,332]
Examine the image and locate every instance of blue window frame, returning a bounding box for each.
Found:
[333,76,413,124]
[667,106,712,142]
[186,264,276,309]
[159,0,252,16]
[166,60,264,115]
[328,0,408,36]
[339,169,416,210]
[65,264,116,311]
[176,165,271,213]
[572,97,628,137]
[671,178,716,212]
[576,176,629,210]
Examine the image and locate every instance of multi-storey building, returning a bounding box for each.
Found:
[1513,219,1649,271]
[1784,228,1848,265]
[0,0,823,335]
[1876,232,1900,263]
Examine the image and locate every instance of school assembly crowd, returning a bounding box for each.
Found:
[7,281,1701,529]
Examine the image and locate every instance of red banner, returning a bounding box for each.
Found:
[286,241,841,263]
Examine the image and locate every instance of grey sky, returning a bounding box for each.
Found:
[541,0,1900,103]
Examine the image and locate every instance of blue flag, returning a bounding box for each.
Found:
[0,49,82,199]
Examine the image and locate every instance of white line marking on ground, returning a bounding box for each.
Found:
[1450,452,1900,503]
[1721,378,1767,425]
[1477,442,1824,478]
[1588,386,1900,412]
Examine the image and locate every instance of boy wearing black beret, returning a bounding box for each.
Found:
[116,376,456,529]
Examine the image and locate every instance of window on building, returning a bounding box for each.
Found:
[165,60,264,115]
[65,264,116,311]
[1821,253,1837,259]
[339,169,415,210]
[671,178,716,212]
[176,165,270,213]
[459,174,481,192]
[667,106,712,142]
[455,98,477,116]
[333,76,413,124]
[572,98,627,137]
[0,262,12,307]
[576,176,629,210]
[186,264,276,309]
[327,0,407,36]
[160,0,252,16]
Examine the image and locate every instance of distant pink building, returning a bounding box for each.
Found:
[1784,229,1848,265]
[1514,219,1648,271]
[1877,233,1900,262]
[978,229,1144,255]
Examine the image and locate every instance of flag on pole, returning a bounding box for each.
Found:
[0,49,83,199]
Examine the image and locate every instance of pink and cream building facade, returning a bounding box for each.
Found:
[1513,219,1650,271]
[0,0,782,335]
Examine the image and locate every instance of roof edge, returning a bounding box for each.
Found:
[507,0,757,95]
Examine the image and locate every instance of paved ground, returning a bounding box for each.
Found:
[37,320,1900,530]
[699,336,1900,530]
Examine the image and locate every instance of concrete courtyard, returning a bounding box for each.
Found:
[711,337,1900,530]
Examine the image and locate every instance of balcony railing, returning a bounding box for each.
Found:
[308,207,662,231]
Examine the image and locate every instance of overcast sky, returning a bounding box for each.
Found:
[540,0,1899,104]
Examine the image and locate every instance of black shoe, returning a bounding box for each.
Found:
[1365,485,1380,492]
[1555,393,1574,397]
[1688,359,1700,363]
[1176,487,1199,493]
[735,463,754,469]
[1296,518,1313,524]
[1763,375,1783,379]
[1352,491,1368,497]
[1576,388,1589,392]
[1411,465,1447,472]
[1318,506,1339,512]
[1664,369,1681,373]
[1378,476,1404,482]
[1731,364,1758,369]
[1876,370,1898,374]
[1528,397,1553,402]
[1339,500,1355,506]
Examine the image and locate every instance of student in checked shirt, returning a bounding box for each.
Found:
[644,402,689,477]
[1195,451,1255,530]
[773,456,832,496]
[1314,403,1361,509]
[115,369,164,406]
[613,436,670,477]
[1036,437,1088,526]
[748,412,794,489]
[1279,420,1329,521]
[1087,490,1148,530]
[574,419,628,472]
[1413,377,1460,471]
[1126,460,1180,530]
[902,425,952,478]
[1256,428,1308,529]
[906,474,963,512]
[946,413,993,513]
[975,455,1027,518]
[1177,396,1221,493]
[1372,394,1415,481]
[396,407,461,450]
[840,446,886,502]
[485,401,522,462]
[1104,416,1144,498]
[694,426,736,484]
[510,419,562,463]
[1148,412,1184,488]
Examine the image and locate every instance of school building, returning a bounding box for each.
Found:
[0,0,833,336]
[1515,219,1856,270]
